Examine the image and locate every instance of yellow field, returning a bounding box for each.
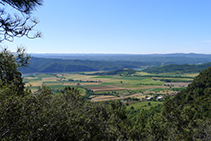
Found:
[133,72,151,75]
[183,73,199,77]
[25,81,42,87]
[91,95,122,102]
[24,77,38,80]
[44,83,63,86]
[24,72,193,102]
[64,74,93,80]
[43,77,60,82]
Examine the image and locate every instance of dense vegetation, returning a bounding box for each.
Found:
[19,57,154,73]
[19,55,211,74]
[89,68,136,76]
[1,1,211,140]
[144,62,211,74]
[1,48,211,140]
[31,53,211,64]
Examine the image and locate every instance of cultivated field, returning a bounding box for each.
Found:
[23,71,197,102]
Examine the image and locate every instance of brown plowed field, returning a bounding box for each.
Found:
[87,86,127,92]
[91,95,122,102]
[43,77,58,80]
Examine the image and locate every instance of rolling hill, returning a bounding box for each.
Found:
[143,62,211,73]
[19,57,152,74]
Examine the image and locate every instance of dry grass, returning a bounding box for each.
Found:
[57,74,62,77]
[83,71,104,74]
[25,81,41,87]
[64,74,114,83]
[133,72,151,75]
[89,95,97,98]
[43,77,58,80]
[65,74,93,80]
[136,95,146,99]
[24,77,38,80]
[44,83,63,86]
[80,93,86,96]
[91,95,122,102]
[183,73,199,77]
[121,93,145,99]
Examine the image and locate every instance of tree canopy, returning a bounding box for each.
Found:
[0,0,43,94]
[1,0,211,140]
[0,0,43,42]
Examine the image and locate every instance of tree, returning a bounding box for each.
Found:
[0,0,43,42]
[0,0,43,95]
[0,47,30,95]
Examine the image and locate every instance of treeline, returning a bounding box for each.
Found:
[31,53,211,64]
[134,74,194,78]
[19,56,211,74]
[19,57,158,73]
[143,62,211,73]
[90,68,136,76]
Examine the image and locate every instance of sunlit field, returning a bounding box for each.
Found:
[23,71,197,102]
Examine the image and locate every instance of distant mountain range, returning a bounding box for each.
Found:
[30,53,211,64]
[143,62,211,74]
[19,53,211,74]
[19,57,152,74]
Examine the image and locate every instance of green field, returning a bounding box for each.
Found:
[24,71,196,101]
[93,76,114,78]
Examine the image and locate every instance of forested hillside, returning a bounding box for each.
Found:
[144,62,211,73]
[19,57,211,74]
[19,57,157,73]
[173,66,211,118]
[89,68,136,76]
[129,66,211,140]
[31,53,211,64]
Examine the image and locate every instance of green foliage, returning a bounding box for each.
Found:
[19,58,146,73]
[2,46,211,140]
[173,67,211,118]
[171,87,186,91]
[0,85,133,140]
[126,101,162,112]
[93,68,136,76]
[144,63,211,74]
[29,53,211,65]
[0,48,30,96]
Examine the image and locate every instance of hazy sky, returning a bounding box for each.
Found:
[3,0,211,54]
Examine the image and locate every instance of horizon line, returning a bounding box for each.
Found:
[28,52,211,55]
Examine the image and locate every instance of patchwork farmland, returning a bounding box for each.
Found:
[23,71,196,102]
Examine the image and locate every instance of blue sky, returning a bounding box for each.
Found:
[3,0,211,54]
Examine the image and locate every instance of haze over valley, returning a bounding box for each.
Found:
[2,0,211,140]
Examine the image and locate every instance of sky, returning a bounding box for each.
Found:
[2,0,211,54]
